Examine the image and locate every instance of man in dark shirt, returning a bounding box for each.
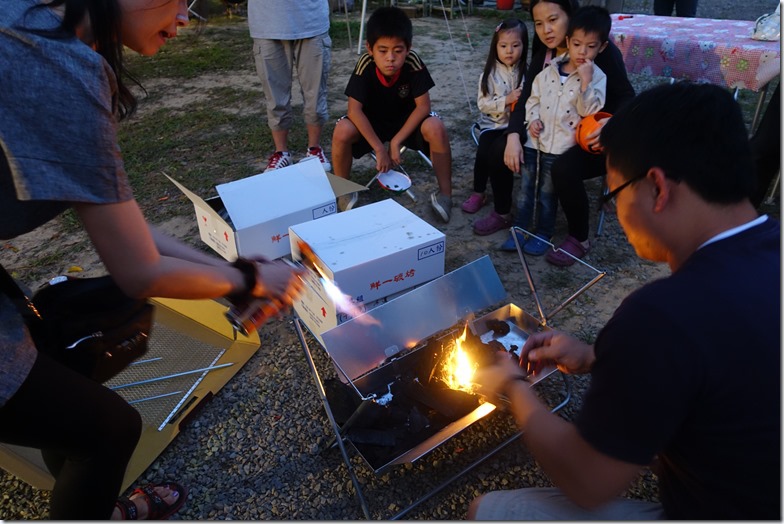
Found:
[469,82,780,520]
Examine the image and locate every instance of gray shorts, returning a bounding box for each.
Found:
[472,487,665,520]
[252,32,331,130]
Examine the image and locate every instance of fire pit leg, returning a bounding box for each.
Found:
[293,317,372,519]
[325,398,377,450]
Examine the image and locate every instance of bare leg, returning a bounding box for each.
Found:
[331,118,359,179]
[271,129,289,152]
[307,124,323,150]
[422,116,452,196]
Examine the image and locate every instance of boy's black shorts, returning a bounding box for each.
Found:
[338,112,440,159]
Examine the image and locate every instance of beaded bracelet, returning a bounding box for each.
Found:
[229,257,258,301]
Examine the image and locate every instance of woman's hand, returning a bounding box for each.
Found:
[503,132,525,174]
[252,259,305,309]
[586,115,610,153]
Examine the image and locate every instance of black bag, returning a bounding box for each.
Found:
[1,267,153,383]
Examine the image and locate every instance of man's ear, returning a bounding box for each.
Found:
[365,42,372,55]
[649,167,670,213]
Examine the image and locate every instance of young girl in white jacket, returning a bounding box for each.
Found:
[463,19,529,237]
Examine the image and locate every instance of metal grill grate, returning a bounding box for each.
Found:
[104,321,226,430]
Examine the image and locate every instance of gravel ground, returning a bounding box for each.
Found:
[0,0,778,520]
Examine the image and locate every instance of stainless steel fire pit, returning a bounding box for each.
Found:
[293,254,590,519]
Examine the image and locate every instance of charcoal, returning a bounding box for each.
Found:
[486,318,511,336]
[400,380,479,420]
[406,405,430,433]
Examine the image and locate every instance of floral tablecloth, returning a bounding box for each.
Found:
[611,14,780,92]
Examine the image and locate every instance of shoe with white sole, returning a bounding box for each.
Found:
[264,151,292,172]
[300,146,332,172]
[430,192,452,223]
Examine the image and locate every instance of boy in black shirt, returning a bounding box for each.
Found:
[331,6,454,223]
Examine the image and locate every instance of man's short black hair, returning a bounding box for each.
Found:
[567,5,611,43]
[602,82,755,204]
[366,6,413,49]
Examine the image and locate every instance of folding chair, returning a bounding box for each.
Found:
[470,121,481,146]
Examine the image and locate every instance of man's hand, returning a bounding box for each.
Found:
[521,330,595,375]
[473,350,527,406]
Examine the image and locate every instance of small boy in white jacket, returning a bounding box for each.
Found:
[511,6,609,256]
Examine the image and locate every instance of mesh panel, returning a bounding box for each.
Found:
[104,321,226,430]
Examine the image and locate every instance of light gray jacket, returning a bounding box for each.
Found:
[525,53,606,155]
[476,61,524,133]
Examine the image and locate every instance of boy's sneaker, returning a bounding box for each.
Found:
[264,151,292,172]
[301,146,332,172]
[338,192,358,212]
[430,192,452,223]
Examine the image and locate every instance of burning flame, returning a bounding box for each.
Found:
[442,325,478,392]
[304,247,380,327]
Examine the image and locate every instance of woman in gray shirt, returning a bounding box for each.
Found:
[0,0,303,518]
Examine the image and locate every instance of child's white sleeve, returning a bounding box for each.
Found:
[525,75,542,125]
[476,71,507,115]
[576,66,608,116]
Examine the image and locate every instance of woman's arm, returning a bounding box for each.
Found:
[595,40,635,114]
[74,200,302,303]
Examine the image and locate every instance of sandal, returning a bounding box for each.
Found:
[473,211,512,236]
[545,235,590,267]
[115,481,188,520]
[461,193,487,214]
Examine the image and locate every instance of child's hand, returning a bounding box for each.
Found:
[374,147,393,173]
[389,141,403,167]
[528,119,543,139]
[506,87,522,107]
[577,59,594,89]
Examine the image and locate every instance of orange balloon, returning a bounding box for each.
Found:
[575,112,612,154]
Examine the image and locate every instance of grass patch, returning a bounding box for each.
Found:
[125,20,252,80]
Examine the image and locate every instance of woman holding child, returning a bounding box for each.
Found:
[501,0,635,264]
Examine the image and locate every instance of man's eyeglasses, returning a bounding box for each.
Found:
[598,173,647,209]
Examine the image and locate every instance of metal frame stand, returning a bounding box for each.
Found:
[187,0,207,21]
[294,316,572,519]
[293,246,607,518]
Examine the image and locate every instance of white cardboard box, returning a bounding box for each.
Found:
[289,199,445,343]
[165,160,366,261]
